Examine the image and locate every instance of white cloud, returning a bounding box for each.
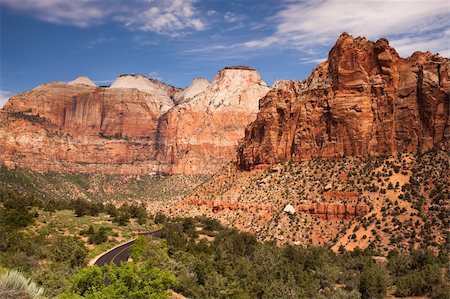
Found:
[243,0,449,57]
[224,12,240,23]
[0,90,13,108]
[0,0,108,27]
[148,71,162,81]
[299,57,327,64]
[0,0,206,36]
[120,0,206,36]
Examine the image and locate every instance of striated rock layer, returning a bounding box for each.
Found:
[238,33,449,170]
[0,70,268,175]
[0,81,168,174]
[157,67,269,174]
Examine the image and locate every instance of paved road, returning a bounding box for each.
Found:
[94,230,163,267]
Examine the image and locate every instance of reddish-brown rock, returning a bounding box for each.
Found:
[296,203,369,220]
[0,81,168,174]
[238,33,449,170]
[0,69,269,175]
[156,67,269,175]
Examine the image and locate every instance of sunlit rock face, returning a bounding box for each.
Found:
[157,67,270,175]
[0,69,269,175]
[238,33,449,170]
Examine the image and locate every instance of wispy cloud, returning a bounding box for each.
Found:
[118,0,206,37]
[148,71,162,81]
[0,0,206,36]
[85,37,114,49]
[0,90,13,108]
[0,0,108,27]
[241,0,449,57]
[299,57,327,65]
[223,12,242,23]
[187,0,449,61]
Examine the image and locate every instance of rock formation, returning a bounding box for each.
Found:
[0,80,169,174]
[156,67,269,174]
[68,76,97,87]
[0,69,268,174]
[296,203,369,220]
[174,78,210,104]
[238,33,449,170]
[110,74,180,112]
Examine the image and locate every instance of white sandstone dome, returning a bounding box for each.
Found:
[110,74,175,112]
[174,78,210,104]
[181,66,269,113]
[68,76,96,87]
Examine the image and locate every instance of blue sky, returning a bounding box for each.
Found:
[1,0,449,107]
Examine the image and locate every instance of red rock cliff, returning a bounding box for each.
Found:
[0,69,268,175]
[156,67,269,175]
[238,33,449,170]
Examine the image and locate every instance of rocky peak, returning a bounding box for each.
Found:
[68,76,97,87]
[156,66,270,175]
[238,33,449,170]
[197,66,268,112]
[174,77,210,104]
[110,74,176,112]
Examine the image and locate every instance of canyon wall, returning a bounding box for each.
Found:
[0,69,268,175]
[238,33,449,170]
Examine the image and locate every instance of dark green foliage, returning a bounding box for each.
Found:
[389,249,446,297]
[113,211,130,226]
[87,227,109,244]
[49,236,88,268]
[359,265,388,299]
[127,218,372,299]
[34,263,76,297]
[0,192,36,228]
[71,262,178,298]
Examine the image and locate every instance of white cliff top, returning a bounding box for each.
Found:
[182,67,269,112]
[174,78,210,104]
[110,74,175,112]
[68,76,97,87]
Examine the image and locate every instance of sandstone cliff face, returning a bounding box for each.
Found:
[174,78,210,104]
[0,70,269,175]
[0,79,169,174]
[238,33,449,170]
[110,74,180,112]
[156,67,270,175]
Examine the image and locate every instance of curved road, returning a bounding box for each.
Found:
[94,230,163,267]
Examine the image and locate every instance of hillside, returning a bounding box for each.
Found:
[158,149,449,254]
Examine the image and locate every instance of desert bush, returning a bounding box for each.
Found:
[0,269,44,299]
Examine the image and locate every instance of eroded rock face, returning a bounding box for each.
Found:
[238,33,449,170]
[68,76,97,87]
[157,67,270,175]
[0,82,167,174]
[174,78,210,104]
[0,68,269,174]
[110,74,180,112]
[296,203,369,220]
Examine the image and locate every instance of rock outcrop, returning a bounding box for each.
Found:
[296,203,369,220]
[238,33,449,170]
[68,76,97,87]
[0,68,269,175]
[110,74,180,112]
[0,82,167,174]
[174,78,210,104]
[156,67,270,174]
